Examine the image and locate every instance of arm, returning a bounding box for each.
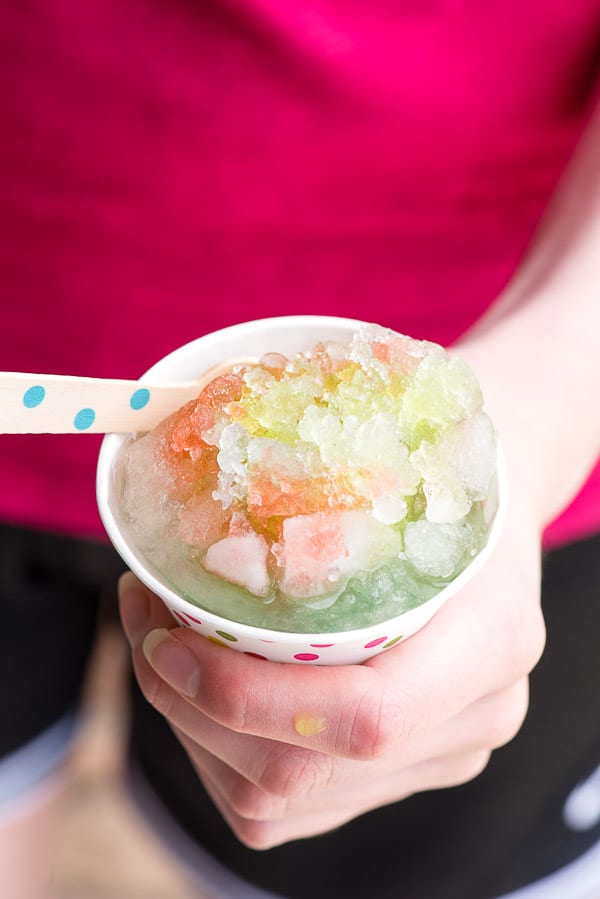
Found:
[460,94,600,526]
[119,99,600,849]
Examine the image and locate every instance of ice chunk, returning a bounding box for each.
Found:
[178,490,229,550]
[121,433,178,541]
[298,408,418,503]
[372,493,408,525]
[422,482,471,524]
[439,411,497,500]
[348,324,430,379]
[404,520,474,578]
[211,423,250,507]
[401,352,483,437]
[274,512,348,599]
[217,423,249,478]
[204,528,270,597]
[276,511,402,598]
[409,411,497,522]
[410,441,471,523]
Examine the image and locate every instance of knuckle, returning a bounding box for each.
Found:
[510,604,546,676]
[228,778,287,821]
[207,676,252,733]
[232,818,280,851]
[487,682,529,749]
[417,750,492,794]
[348,687,407,761]
[258,744,335,800]
[451,750,491,785]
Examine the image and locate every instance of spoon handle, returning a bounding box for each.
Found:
[0,372,203,434]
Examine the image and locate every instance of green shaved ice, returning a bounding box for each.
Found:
[236,371,324,443]
[401,355,483,437]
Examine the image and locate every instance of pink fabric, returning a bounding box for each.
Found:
[0,1,598,545]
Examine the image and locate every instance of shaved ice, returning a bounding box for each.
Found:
[119,324,499,632]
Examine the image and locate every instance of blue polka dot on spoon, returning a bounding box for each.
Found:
[73,408,96,431]
[23,385,46,408]
[130,388,151,410]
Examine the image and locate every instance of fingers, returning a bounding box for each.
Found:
[198,765,357,850]
[120,573,344,798]
[120,574,387,761]
[177,726,493,849]
[120,548,543,766]
[124,591,528,806]
[178,679,527,814]
[120,570,530,850]
[120,577,431,761]
[119,524,541,847]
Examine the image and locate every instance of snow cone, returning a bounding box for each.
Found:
[97,317,505,665]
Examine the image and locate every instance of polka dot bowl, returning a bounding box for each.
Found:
[96,316,507,666]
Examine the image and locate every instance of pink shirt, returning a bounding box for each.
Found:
[0,1,598,546]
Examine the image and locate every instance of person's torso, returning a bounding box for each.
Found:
[1,0,598,539]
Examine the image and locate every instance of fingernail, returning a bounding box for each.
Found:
[143,628,200,699]
[120,582,150,648]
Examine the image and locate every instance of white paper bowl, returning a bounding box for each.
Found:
[97,316,507,666]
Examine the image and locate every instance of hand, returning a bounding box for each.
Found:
[119,492,545,849]
[122,97,600,846]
